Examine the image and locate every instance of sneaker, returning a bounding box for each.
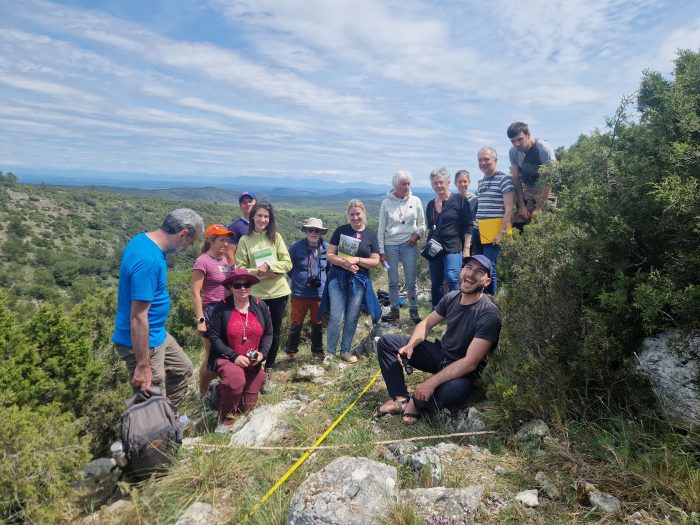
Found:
[381,308,400,322]
[340,353,358,363]
[260,371,272,394]
[286,352,297,362]
[409,309,421,324]
[312,352,325,361]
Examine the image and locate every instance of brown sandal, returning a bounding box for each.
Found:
[375,397,409,417]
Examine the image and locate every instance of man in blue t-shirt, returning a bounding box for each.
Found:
[112,208,204,407]
[376,255,502,423]
[225,191,256,264]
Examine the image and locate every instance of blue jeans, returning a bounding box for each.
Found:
[428,251,462,307]
[384,241,418,311]
[482,243,500,295]
[326,277,365,355]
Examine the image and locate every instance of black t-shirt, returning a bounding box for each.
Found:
[426,193,473,253]
[330,224,380,276]
[435,292,501,377]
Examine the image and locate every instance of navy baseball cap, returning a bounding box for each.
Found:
[462,255,492,276]
[238,191,255,203]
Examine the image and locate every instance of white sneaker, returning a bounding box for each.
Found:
[340,353,358,363]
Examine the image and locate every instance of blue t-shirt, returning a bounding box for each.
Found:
[112,232,171,348]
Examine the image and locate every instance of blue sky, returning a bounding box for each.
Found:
[1,0,699,189]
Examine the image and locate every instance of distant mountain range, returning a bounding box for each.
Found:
[19,171,437,204]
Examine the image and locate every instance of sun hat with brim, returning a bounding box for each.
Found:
[300,217,328,234]
[462,254,493,277]
[205,223,233,237]
[222,268,261,287]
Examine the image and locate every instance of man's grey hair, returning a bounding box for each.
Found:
[429,167,450,182]
[161,208,204,237]
[392,170,412,189]
[478,147,498,160]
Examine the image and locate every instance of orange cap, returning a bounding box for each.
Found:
[205,223,233,237]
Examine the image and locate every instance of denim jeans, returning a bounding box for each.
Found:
[428,251,462,307]
[326,277,365,355]
[376,334,474,413]
[482,243,500,295]
[384,241,418,311]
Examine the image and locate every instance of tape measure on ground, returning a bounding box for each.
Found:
[235,369,383,524]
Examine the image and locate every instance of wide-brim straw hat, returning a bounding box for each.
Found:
[300,217,328,234]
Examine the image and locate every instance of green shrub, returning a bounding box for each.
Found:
[0,404,90,523]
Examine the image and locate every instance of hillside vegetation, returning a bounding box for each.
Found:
[1,49,699,524]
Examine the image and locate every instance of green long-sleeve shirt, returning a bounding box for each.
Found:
[235,231,292,300]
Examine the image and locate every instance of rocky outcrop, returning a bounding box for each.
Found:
[401,486,483,523]
[287,456,398,525]
[635,330,700,428]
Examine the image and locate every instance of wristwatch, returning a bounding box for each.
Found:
[196,317,206,324]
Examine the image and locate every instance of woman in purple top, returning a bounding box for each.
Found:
[191,223,236,397]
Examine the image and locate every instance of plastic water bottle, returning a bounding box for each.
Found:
[110,441,128,468]
[177,414,188,441]
[383,260,390,271]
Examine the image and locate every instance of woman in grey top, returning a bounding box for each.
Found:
[377,170,426,323]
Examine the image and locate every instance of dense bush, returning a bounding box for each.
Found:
[0,404,91,524]
[488,49,700,422]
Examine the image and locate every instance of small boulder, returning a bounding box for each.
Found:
[229,400,303,447]
[403,448,442,487]
[515,489,539,508]
[588,489,622,513]
[515,419,549,441]
[292,365,325,384]
[387,440,418,461]
[175,502,215,525]
[494,466,508,476]
[535,471,560,500]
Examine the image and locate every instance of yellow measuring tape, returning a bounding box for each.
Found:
[235,369,383,525]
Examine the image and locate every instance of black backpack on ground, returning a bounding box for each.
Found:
[120,387,180,478]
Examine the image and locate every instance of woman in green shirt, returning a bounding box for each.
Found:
[235,201,292,370]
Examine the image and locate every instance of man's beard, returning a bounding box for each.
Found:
[460,280,485,295]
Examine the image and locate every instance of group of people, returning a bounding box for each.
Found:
[112,121,555,426]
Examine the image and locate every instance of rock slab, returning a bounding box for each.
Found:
[635,330,700,428]
[287,456,397,525]
[515,419,550,441]
[515,489,539,507]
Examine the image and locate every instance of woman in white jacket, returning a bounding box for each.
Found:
[377,170,426,323]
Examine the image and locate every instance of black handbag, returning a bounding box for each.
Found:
[421,237,444,260]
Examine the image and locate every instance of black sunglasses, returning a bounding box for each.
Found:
[305,228,322,233]
[230,282,254,289]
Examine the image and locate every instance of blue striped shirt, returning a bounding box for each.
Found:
[476,171,515,219]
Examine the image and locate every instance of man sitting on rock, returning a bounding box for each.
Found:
[376,255,502,423]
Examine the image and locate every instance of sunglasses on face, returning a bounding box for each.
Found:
[305,228,321,233]
[231,282,254,289]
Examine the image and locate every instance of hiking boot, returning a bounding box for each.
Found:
[312,352,325,361]
[409,309,421,324]
[340,353,358,363]
[381,307,400,322]
[286,352,297,362]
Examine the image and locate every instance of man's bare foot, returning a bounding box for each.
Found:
[376,396,408,417]
[401,397,421,424]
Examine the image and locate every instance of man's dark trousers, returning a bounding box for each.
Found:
[376,334,474,413]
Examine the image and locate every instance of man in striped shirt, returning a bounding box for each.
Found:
[475,147,514,295]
